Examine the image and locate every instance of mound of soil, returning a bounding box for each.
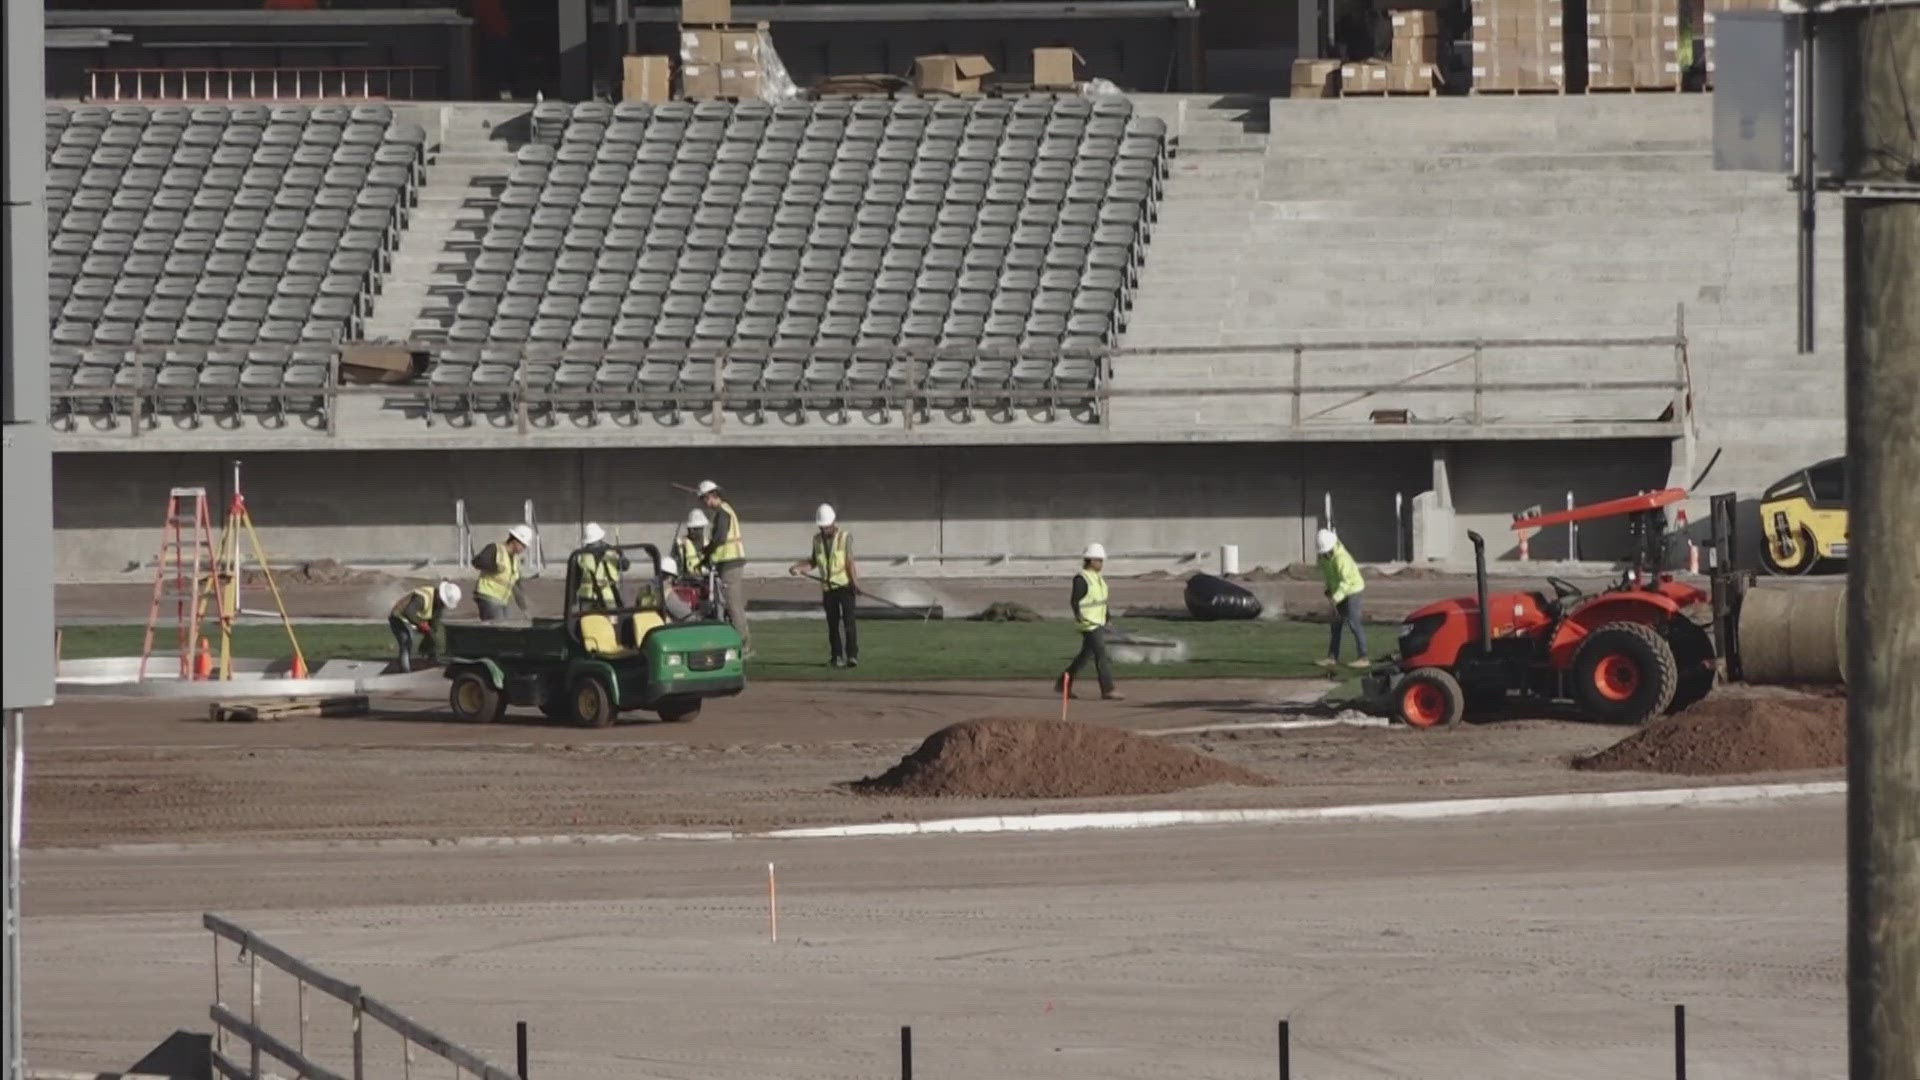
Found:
[971,601,1043,623]
[1573,694,1845,776]
[852,718,1273,799]
[243,558,390,587]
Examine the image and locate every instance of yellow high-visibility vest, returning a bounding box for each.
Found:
[574,547,620,607]
[391,584,435,620]
[674,536,707,577]
[1075,567,1108,632]
[710,500,745,563]
[813,529,851,588]
[1319,543,1365,604]
[476,544,520,603]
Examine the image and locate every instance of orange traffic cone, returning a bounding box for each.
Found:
[194,637,213,680]
[291,653,309,679]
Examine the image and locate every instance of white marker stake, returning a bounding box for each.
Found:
[768,862,778,943]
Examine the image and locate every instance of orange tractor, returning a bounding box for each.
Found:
[1364,488,1724,728]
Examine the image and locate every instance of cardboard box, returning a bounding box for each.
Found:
[1338,61,1390,92]
[622,54,672,102]
[681,26,761,64]
[913,54,993,93]
[338,344,424,384]
[1385,61,1438,91]
[1392,35,1442,63]
[1032,47,1083,88]
[1290,58,1342,97]
[680,0,731,25]
[719,64,763,97]
[1390,9,1443,35]
[681,62,721,97]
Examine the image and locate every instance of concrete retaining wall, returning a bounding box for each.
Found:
[55,439,1667,579]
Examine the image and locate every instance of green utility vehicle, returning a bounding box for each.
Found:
[441,543,744,726]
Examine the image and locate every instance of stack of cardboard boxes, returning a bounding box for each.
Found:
[679,0,768,99]
[1339,9,1442,95]
[1291,58,1342,98]
[1587,0,1683,89]
[1470,0,1566,91]
[1703,0,1775,86]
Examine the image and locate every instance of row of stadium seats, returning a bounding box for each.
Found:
[45,103,425,356]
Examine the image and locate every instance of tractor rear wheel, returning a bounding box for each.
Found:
[570,674,617,728]
[1394,668,1465,729]
[1573,622,1678,724]
[449,671,508,724]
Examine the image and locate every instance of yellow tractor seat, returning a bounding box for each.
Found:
[626,610,666,648]
[579,613,629,657]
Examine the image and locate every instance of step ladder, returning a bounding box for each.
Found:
[139,487,216,680]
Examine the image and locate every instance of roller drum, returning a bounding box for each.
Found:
[1736,584,1847,685]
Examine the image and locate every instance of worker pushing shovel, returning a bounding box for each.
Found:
[789,503,861,668]
[1316,528,1371,670]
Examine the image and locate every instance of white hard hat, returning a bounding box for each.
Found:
[815,503,836,527]
[1082,542,1107,561]
[1315,528,1338,555]
[695,479,720,496]
[507,524,534,546]
[658,554,679,577]
[437,581,462,608]
[581,522,605,545]
[685,508,709,529]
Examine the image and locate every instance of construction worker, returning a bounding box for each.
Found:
[788,503,860,667]
[1056,542,1123,701]
[472,524,532,621]
[570,522,628,611]
[654,555,696,622]
[695,480,750,651]
[1316,527,1370,668]
[675,509,710,583]
[389,581,460,673]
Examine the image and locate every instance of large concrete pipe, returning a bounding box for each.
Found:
[1737,584,1848,684]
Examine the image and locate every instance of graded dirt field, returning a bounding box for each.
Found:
[22,801,1844,1079]
[25,680,1841,848]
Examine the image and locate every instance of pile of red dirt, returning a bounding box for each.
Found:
[1573,693,1845,775]
[852,718,1273,798]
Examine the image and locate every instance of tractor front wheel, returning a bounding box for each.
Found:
[1573,622,1678,724]
[570,674,618,728]
[656,696,702,723]
[1394,668,1465,729]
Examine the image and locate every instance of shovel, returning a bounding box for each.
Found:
[796,573,940,621]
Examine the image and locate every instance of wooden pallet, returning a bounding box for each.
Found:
[1585,84,1686,93]
[1469,86,1568,95]
[1339,87,1441,97]
[209,695,369,723]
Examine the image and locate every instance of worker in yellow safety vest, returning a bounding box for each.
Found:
[675,509,710,582]
[1316,527,1370,669]
[788,503,860,667]
[389,580,460,672]
[1056,542,1123,700]
[695,480,750,651]
[570,522,629,611]
[471,524,532,621]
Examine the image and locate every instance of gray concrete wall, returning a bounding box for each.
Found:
[54,438,1667,580]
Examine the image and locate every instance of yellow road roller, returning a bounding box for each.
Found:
[1757,457,1848,576]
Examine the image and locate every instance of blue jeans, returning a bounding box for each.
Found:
[1328,594,1368,660]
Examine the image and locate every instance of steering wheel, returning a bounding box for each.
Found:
[1545,576,1583,600]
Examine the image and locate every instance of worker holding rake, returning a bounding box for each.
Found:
[789,503,860,667]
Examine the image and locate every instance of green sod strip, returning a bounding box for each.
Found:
[59,619,1342,682]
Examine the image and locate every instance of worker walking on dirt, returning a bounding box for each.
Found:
[695,480,750,651]
[1055,542,1124,701]
[789,503,860,667]
[570,522,628,611]
[472,524,532,621]
[389,581,460,673]
[1316,528,1370,668]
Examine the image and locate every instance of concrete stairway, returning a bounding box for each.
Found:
[362,104,527,342]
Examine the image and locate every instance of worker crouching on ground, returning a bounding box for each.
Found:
[696,480,751,652]
[571,522,628,611]
[389,581,460,673]
[1055,542,1124,701]
[472,524,532,621]
[789,503,860,667]
[1316,528,1370,669]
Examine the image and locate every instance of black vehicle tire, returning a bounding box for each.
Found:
[656,696,702,723]
[449,670,507,724]
[570,674,618,728]
[1664,606,1718,714]
[1394,667,1465,729]
[1573,621,1678,724]
[1760,526,1820,576]
[539,697,571,723]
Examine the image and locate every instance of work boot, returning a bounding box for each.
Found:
[1347,658,1372,669]
[830,656,847,668]
[1101,689,1126,702]
[1052,673,1073,696]
[847,657,859,668]
[1315,657,1338,669]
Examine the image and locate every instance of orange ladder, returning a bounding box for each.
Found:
[139,487,217,680]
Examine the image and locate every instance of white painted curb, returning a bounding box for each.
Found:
[33,781,1843,857]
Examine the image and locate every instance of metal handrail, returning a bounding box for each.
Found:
[86,65,442,103]
[204,914,517,1080]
